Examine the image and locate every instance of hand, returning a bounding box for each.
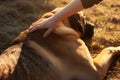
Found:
[30,17,58,37]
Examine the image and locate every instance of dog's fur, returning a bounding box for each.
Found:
[0,8,120,80]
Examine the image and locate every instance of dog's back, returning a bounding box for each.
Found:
[0,8,95,80]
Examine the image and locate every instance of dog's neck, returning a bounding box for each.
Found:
[27,26,80,49]
[27,25,80,45]
[26,26,88,65]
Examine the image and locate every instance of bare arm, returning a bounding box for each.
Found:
[30,0,84,37]
[30,0,102,37]
[51,0,84,22]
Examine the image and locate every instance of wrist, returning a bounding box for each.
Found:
[50,14,60,23]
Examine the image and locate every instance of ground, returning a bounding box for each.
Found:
[0,0,120,80]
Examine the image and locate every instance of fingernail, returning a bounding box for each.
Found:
[30,27,35,32]
[29,29,33,32]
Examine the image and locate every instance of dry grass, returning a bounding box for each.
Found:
[83,0,120,79]
[0,0,70,52]
[0,0,120,80]
[0,0,68,52]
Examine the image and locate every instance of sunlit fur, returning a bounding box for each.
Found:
[0,8,120,80]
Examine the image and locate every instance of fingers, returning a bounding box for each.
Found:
[30,24,44,32]
[29,27,37,32]
[29,17,56,37]
[43,28,54,37]
[30,18,50,32]
[30,24,55,38]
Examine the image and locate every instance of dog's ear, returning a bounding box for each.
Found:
[81,21,94,40]
[68,13,84,34]
[12,13,46,45]
[68,12,94,40]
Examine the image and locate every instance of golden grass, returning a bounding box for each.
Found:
[0,0,70,53]
[0,0,120,79]
[83,0,120,79]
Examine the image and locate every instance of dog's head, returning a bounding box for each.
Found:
[13,8,94,45]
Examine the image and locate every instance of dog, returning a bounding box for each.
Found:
[0,8,120,80]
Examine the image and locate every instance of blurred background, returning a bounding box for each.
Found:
[0,0,120,80]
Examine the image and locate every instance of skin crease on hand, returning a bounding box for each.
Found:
[29,0,84,37]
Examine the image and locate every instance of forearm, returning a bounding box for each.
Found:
[51,0,84,22]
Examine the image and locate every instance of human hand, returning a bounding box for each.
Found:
[30,17,58,37]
